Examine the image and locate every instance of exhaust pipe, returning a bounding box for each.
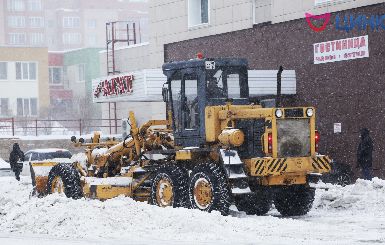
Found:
[276,66,284,108]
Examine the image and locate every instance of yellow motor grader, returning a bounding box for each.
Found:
[31,58,331,216]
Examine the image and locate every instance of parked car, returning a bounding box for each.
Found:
[0,158,12,177]
[321,161,355,186]
[20,148,73,176]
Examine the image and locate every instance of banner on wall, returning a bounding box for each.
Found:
[313,35,369,64]
[92,73,134,103]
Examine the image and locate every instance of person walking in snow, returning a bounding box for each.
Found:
[9,143,24,181]
[356,128,373,180]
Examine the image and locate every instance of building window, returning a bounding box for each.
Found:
[30,98,38,115]
[188,0,209,27]
[8,16,25,28]
[0,62,7,80]
[49,67,63,85]
[28,0,42,11]
[78,64,85,82]
[30,33,44,45]
[17,98,38,116]
[87,19,97,29]
[16,62,37,80]
[7,0,25,11]
[9,33,26,45]
[87,34,97,46]
[63,17,80,28]
[29,17,44,28]
[0,98,9,116]
[47,20,54,28]
[62,33,81,45]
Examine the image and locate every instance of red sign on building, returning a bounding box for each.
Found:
[93,74,134,102]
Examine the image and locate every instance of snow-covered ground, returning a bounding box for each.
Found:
[0,176,384,245]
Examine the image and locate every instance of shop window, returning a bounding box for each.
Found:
[16,62,37,80]
[188,0,209,27]
[0,98,9,116]
[17,98,38,116]
[49,67,63,85]
[0,62,7,80]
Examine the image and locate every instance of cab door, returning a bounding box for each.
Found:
[170,69,205,147]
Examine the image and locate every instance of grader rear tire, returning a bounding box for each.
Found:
[235,191,272,215]
[188,163,230,216]
[274,185,315,216]
[150,164,189,208]
[46,163,83,199]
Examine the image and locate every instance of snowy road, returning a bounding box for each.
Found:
[0,176,384,245]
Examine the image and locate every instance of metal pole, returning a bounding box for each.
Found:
[133,22,136,44]
[112,22,115,74]
[109,102,112,134]
[114,102,118,134]
[35,119,38,136]
[127,23,130,46]
[11,118,15,136]
[79,119,82,136]
[138,20,142,43]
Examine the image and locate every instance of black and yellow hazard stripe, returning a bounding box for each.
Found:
[253,158,288,176]
[311,156,331,171]
[266,158,287,174]
[254,159,265,175]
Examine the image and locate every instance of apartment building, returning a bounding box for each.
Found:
[1,0,148,50]
[48,48,102,119]
[0,46,49,118]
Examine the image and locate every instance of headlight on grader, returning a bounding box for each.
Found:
[275,109,283,118]
[306,108,314,117]
[218,129,245,147]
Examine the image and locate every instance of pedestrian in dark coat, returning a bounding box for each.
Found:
[357,128,373,180]
[9,143,24,181]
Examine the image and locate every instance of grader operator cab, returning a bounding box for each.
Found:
[31,57,331,216]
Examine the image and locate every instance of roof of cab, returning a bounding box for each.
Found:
[162,58,248,75]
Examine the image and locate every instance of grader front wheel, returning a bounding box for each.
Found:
[188,163,230,215]
[150,164,189,208]
[46,163,83,199]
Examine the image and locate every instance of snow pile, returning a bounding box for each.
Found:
[0,158,10,169]
[313,178,385,210]
[0,177,384,244]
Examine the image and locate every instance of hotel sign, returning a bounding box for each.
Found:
[92,73,134,103]
[313,35,369,64]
